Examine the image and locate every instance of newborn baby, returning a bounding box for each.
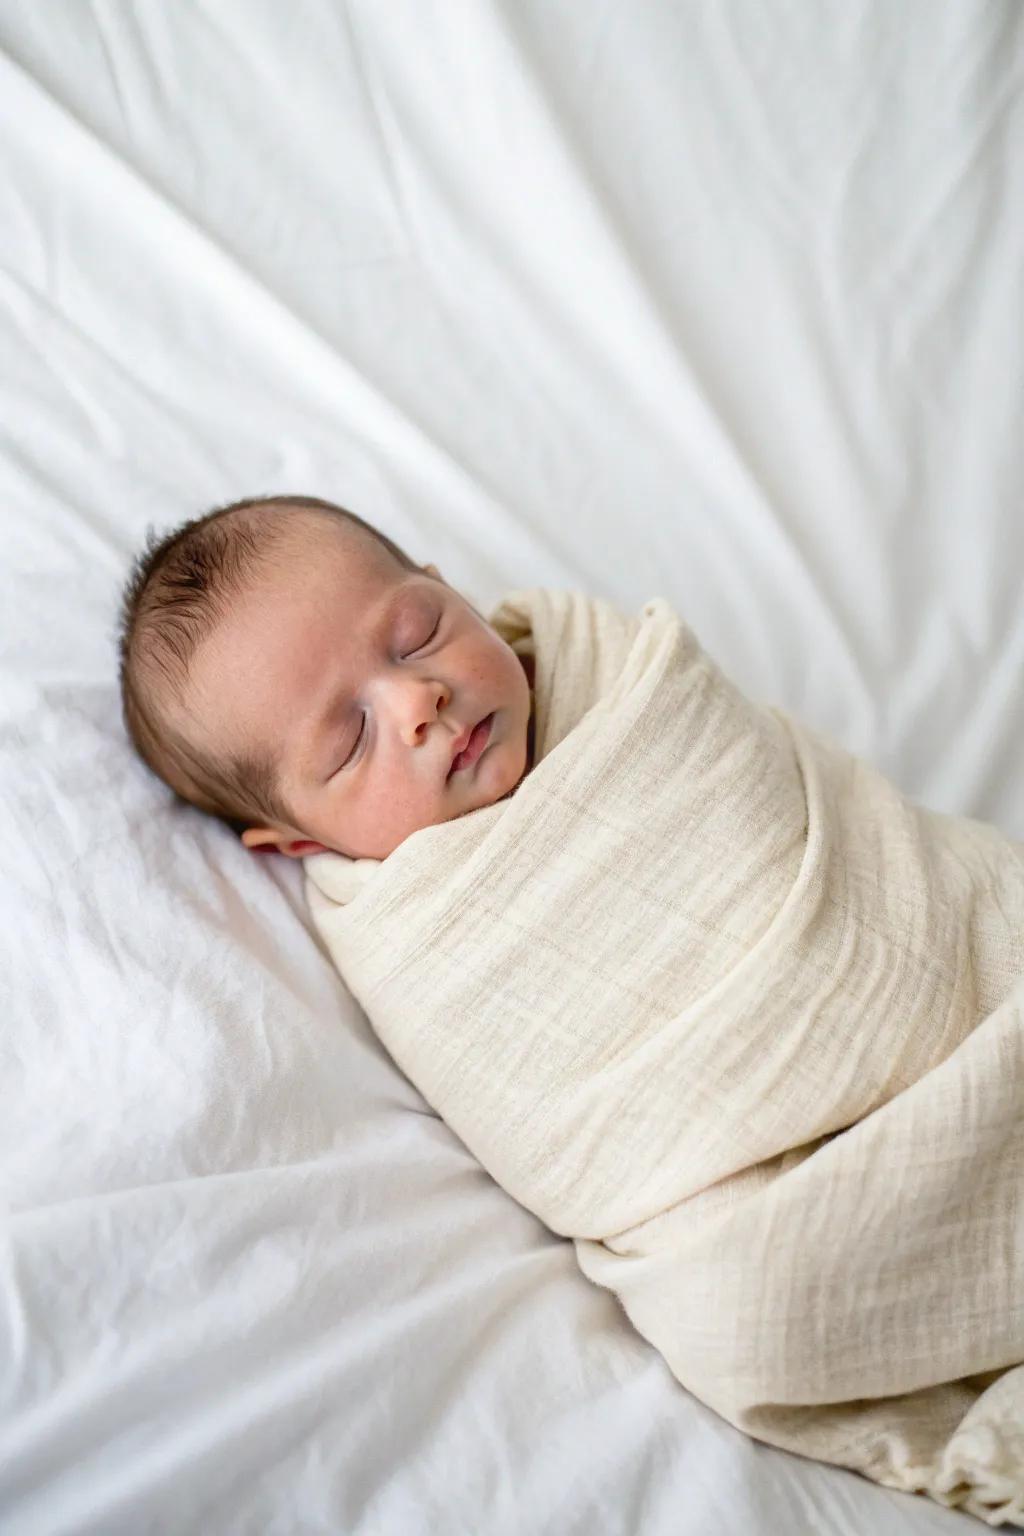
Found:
[118,492,538,861]
[119,491,1024,1525]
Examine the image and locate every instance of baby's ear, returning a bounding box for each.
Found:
[241,827,332,859]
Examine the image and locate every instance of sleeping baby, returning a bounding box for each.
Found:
[118,492,539,862]
[118,493,1024,1526]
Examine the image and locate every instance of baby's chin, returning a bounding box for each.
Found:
[473,725,533,813]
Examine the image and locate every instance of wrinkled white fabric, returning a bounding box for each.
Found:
[307,586,1024,1526]
[4,1,1023,1530]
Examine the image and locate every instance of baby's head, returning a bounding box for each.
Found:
[117,495,534,860]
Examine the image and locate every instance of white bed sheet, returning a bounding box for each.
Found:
[2,2,1021,1531]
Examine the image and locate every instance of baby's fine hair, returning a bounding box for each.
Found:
[116,493,418,835]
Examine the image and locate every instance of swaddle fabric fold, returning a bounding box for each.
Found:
[305,587,1024,1525]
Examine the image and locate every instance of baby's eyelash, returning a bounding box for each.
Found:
[342,714,366,767]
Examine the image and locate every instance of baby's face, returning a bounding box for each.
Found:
[179,517,534,860]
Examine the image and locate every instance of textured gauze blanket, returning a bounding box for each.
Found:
[304,587,1024,1527]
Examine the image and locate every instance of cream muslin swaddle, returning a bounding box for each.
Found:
[304,587,1024,1526]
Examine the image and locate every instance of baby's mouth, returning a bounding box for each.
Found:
[447,713,494,779]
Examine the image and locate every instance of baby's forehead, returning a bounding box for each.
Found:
[226,526,422,667]
[242,513,403,610]
[267,506,383,571]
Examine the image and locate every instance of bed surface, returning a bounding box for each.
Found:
[2,3,1021,1531]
